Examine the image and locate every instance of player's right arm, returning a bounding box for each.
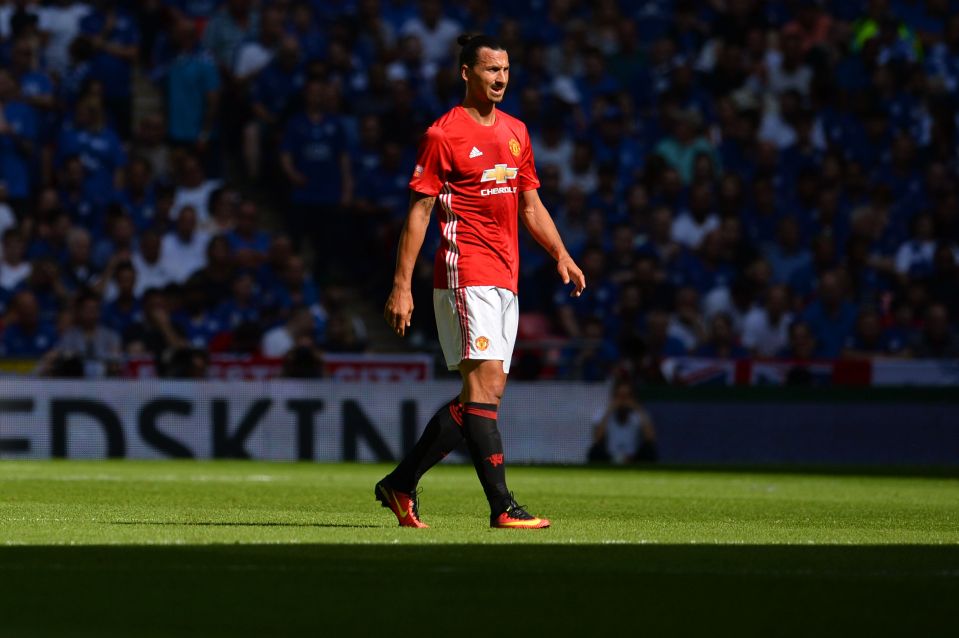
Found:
[385,125,451,337]
[384,191,435,337]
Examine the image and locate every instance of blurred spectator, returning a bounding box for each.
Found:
[195,234,235,306]
[842,307,897,359]
[102,260,142,335]
[779,320,820,361]
[670,181,719,249]
[160,206,211,283]
[399,0,460,67]
[56,94,126,210]
[203,0,259,77]
[800,270,858,358]
[695,313,748,359]
[1,290,58,357]
[280,78,353,269]
[117,157,157,232]
[261,304,314,357]
[123,287,187,359]
[0,228,31,290]
[909,304,959,358]
[172,153,221,223]
[215,270,259,330]
[171,274,224,348]
[61,226,98,292]
[232,4,284,81]
[654,108,718,184]
[668,286,705,353]
[51,289,122,376]
[39,1,93,78]
[225,200,269,269]
[79,0,139,137]
[588,379,657,464]
[160,18,221,154]
[742,284,793,358]
[132,228,173,295]
[0,69,38,212]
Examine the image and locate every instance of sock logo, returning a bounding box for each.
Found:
[486,453,504,467]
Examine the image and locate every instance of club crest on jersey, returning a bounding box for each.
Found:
[508,138,521,157]
[475,336,490,351]
[413,164,424,176]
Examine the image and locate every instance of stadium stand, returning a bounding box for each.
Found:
[0,0,956,382]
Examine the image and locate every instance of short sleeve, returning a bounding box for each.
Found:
[408,126,451,197]
[518,125,540,192]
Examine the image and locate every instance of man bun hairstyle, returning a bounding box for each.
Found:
[457,33,505,68]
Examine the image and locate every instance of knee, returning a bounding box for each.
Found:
[462,363,507,405]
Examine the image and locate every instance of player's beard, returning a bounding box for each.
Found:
[487,84,506,103]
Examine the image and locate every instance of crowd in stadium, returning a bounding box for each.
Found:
[0,0,957,380]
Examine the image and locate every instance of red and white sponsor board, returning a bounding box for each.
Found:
[125,353,433,381]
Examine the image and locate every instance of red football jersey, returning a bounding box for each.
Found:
[409,106,540,293]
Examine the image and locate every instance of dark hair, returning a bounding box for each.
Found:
[457,33,505,67]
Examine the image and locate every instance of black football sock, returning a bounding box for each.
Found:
[386,397,465,493]
[462,402,510,513]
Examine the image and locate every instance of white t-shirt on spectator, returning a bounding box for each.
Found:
[400,16,461,65]
[233,42,274,80]
[703,286,751,333]
[894,239,935,275]
[132,252,176,296]
[593,408,644,464]
[671,212,719,249]
[171,179,222,225]
[160,230,211,284]
[530,135,573,172]
[38,3,93,76]
[741,307,793,357]
[0,260,31,290]
[0,203,15,259]
[261,325,294,357]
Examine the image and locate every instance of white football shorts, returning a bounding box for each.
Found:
[433,286,518,373]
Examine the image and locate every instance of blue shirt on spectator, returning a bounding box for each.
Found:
[80,9,140,98]
[102,299,143,336]
[172,310,225,348]
[0,101,37,199]
[800,300,858,358]
[1,322,58,357]
[164,47,221,143]
[215,299,261,329]
[281,112,348,206]
[115,187,157,232]
[56,126,126,204]
[225,229,270,255]
[251,60,305,119]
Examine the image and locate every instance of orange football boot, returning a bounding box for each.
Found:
[491,495,550,529]
[375,479,428,528]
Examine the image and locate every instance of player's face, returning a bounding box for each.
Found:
[463,48,509,104]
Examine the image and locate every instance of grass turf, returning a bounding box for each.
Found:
[1,460,957,636]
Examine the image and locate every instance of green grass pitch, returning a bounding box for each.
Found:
[1,460,957,636]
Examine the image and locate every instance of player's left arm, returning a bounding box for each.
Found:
[520,188,585,297]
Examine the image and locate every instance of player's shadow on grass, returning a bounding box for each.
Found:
[0,544,957,636]
[108,521,379,529]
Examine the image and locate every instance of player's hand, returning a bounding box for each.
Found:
[384,286,414,337]
[557,255,586,297]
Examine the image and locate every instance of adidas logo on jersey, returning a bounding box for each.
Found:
[469,147,483,158]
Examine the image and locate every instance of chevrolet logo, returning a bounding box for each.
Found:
[480,164,518,184]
